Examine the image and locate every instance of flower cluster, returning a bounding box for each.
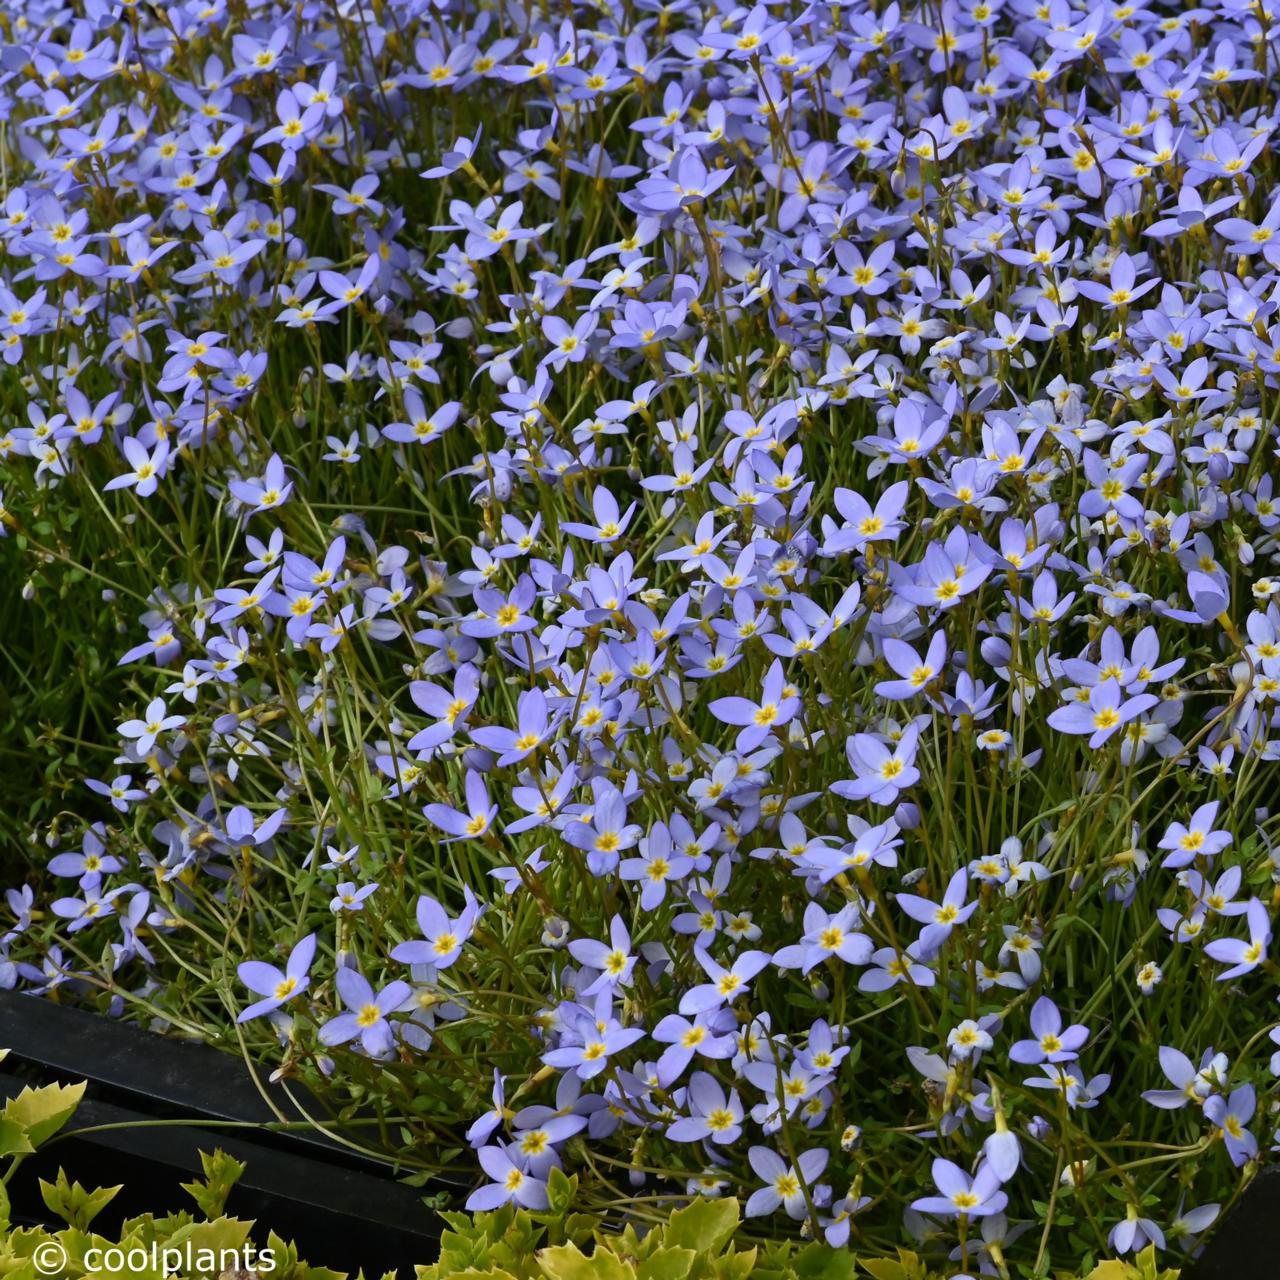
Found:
[2,0,1280,1271]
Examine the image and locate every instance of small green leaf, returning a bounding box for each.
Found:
[1081,1263,1133,1280]
[662,1197,740,1256]
[636,1247,695,1280]
[859,1262,908,1280]
[266,1230,302,1280]
[180,1149,247,1219]
[38,1170,121,1230]
[3,1080,86,1150]
[425,1272,518,1280]
[546,1167,577,1217]
[709,1249,758,1280]
[295,1266,350,1280]
[538,1244,635,1280]
[859,1253,928,1280]
[164,1214,254,1277]
[790,1242,858,1280]
[0,1113,36,1158]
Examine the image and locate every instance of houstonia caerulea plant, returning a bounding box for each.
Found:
[3,0,1280,1273]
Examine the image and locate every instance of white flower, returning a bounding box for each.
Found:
[947,1019,994,1060]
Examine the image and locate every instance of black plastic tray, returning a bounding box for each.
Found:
[0,990,456,1274]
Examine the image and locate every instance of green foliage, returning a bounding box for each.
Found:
[0,1051,379,1280]
[849,1245,1182,1280]
[180,1149,248,1220]
[0,1052,1185,1280]
[38,1169,121,1232]
[0,1214,354,1280]
[416,1195,852,1280]
[414,1197,1183,1280]
[1077,1249,1181,1280]
[2,1079,86,1153]
[662,1198,740,1256]
[857,1253,931,1280]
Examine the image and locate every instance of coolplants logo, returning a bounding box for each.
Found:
[34,1242,275,1276]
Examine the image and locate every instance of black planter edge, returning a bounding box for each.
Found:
[0,990,465,1275]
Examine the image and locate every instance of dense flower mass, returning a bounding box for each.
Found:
[3,0,1280,1272]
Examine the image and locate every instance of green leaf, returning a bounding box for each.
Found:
[3,1081,86,1150]
[1128,1246,1179,1280]
[294,1266,349,1280]
[859,1263,908,1280]
[859,1252,927,1280]
[563,1213,599,1246]
[0,1114,36,1158]
[546,1167,577,1217]
[38,1170,121,1230]
[430,1272,519,1280]
[636,1247,695,1280]
[790,1243,858,1280]
[708,1249,757,1280]
[78,1230,168,1280]
[538,1244,635,1280]
[164,1215,254,1278]
[661,1197,740,1256]
[1081,1263,1133,1280]
[180,1149,246,1220]
[266,1230,302,1280]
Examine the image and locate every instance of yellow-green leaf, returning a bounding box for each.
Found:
[662,1197,740,1255]
[636,1247,694,1280]
[859,1260,913,1280]
[3,1081,86,1150]
[1083,1263,1135,1280]
[538,1244,635,1280]
[0,1116,34,1159]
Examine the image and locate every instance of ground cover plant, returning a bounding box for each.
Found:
[0,1054,1178,1280]
[0,1052,354,1279]
[1,0,1280,1273]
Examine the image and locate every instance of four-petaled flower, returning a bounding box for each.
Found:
[237,934,317,1023]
